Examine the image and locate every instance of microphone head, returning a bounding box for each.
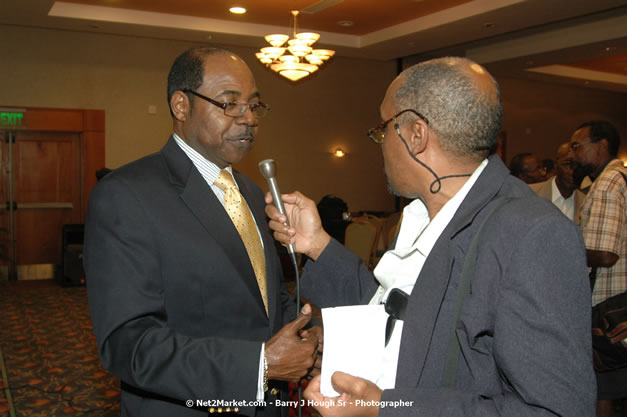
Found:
[258,159,276,179]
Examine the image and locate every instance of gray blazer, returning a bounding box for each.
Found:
[84,137,296,417]
[301,155,595,416]
[529,177,585,225]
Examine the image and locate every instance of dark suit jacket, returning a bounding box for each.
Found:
[529,177,585,225]
[84,137,296,417]
[300,155,595,416]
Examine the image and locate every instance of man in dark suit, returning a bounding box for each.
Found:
[265,57,595,416]
[530,142,585,224]
[84,47,318,417]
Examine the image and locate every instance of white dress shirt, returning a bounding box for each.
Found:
[173,133,266,401]
[368,159,488,389]
[550,177,575,221]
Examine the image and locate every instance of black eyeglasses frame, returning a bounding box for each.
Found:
[182,89,270,119]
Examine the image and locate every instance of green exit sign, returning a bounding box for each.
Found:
[0,110,25,127]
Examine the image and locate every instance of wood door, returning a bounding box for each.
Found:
[0,131,82,278]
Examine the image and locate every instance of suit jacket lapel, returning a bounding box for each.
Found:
[161,137,267,317]
[396,155,509,387]
[539,180,552,200]
[396,240,455,386]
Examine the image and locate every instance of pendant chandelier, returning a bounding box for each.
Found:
[256,10,335,82]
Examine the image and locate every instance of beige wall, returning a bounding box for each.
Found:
[497,76,627,164]
[1,25,398,213]
[3,25,626,216]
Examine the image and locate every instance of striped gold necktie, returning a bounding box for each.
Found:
[214,169,268,314]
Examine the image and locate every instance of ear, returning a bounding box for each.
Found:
[405,119,429,156]
[170,91,190,122]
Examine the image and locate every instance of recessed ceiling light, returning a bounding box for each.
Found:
[338,21,353,27]
[229,7,246,15]
[605,46,616,52]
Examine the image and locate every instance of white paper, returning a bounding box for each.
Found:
[320,304,388,397]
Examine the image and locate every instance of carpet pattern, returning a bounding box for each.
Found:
[0,280,317,417]
[0,280,119,416]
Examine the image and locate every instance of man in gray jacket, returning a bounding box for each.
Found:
[265,57,595,416]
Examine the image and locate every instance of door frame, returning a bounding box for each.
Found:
[1,106,105,220]
[1,106,104,279]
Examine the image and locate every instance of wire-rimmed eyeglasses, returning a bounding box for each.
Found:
[569,141,592,152]
[367,109,429,144]
[183,89,270,119]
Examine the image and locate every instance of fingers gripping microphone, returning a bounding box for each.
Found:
[259,159,303,417]
[258,159,295,255]
[258,159,303,417]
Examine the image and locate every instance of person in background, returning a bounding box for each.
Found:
[84,47,319,417]
[266,56,595,417]
[540,158,556,180]
[509,152,544,183]
[317,195,351,244]
[530,142,585,224]
[95,167,112,181]
[569,120,626,417]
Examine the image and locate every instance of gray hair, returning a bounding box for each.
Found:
[395,57,502,161]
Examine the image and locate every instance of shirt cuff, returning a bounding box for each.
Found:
[257,343,265,401]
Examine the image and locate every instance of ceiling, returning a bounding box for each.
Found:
[2,0,627,92]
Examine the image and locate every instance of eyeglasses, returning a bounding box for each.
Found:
[182,89,270,119]
[367,109,429,144]
[569,140,596,152]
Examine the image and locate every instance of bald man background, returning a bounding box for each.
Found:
[530,143,585,224]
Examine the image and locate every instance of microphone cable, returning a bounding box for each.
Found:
[288,250,303,417]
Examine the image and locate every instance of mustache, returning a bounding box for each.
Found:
[231,128,255,140]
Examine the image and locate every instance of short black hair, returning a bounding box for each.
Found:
[509,153,533,178]
[576,120,621,157]
[166,47,231,115]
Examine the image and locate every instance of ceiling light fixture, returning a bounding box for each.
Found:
[334,148,346,158]
[229,7,246,15]
[256,10,335,82]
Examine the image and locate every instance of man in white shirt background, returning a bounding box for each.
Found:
[530,142,585,224]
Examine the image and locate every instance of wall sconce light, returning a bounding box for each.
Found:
[334,148,346,158]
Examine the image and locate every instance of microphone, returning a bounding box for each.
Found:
[259,158,303,417]
[258,159,295,255]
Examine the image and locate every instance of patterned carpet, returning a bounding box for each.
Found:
[0,279,317,417]
[0,280,119,416]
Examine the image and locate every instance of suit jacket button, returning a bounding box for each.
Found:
[270,388,280,396]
